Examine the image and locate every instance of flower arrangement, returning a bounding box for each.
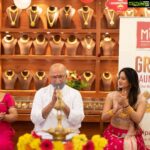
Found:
[66,71,89,90]
[17,132,108,150]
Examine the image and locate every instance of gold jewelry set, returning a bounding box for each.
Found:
[83,71,93,82]
[4,70,15,80]
[35,71,46,80]
[47,7,58,27]
[8,6,19,26]
[81,6,91,26]
[29,7,39,27]
[21,70,30,80]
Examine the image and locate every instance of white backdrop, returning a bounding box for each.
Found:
[119,17,150,147]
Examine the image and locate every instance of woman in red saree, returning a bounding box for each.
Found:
[102,67,149,150]
[0,93,18,150]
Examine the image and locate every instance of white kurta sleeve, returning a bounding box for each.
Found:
[68,91,85,126]
[30,89,45,125]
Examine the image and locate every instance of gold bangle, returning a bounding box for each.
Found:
[124,106,134,115]
[107,110,114,116]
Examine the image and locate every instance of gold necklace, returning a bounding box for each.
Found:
[107,9,115,26]
[21,70,30,80]
[29,7,38,27]
[36,71,46,80]
[67,37,77,45]
[53,37,61,45]
[124,9,134,16]
[8,7,19,26]
[83,71,93,82]
[84,38,92,49]
[81,7,90,26]
[47,7,58,27]
[5,70,15,80]
[36,37,46,45]
[20,37,29,43]
[64,6,71,17]
[4,36,14,43]
[102,72,112,80]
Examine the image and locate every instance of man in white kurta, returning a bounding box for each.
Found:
[30,63,85,140]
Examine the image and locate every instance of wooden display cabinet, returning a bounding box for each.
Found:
[0,0,120,143]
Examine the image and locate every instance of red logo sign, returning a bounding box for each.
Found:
[137,22,150,48]
[105,0,128,12]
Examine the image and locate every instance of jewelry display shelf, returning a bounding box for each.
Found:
[0,0,119,123]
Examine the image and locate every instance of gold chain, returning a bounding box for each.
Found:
[29,7,38,27]
[4,70,15,80]
[36,71,46,80]
[83,71,93,82]
[107,9,115,26]
[21,70,30,80]
[8,7,19,26]
[81,7,90,26]
[47,7,58,27]
[84,37,92,49]
[64,6,71,17]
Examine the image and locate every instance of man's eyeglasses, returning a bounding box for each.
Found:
[50,74,65,79]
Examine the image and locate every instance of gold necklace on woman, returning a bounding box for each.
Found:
[8,7,19,26]
[81,7,90,26]
[36,71,46,80]
[29,7,38,27]
[5,70,15,80]
[21,70,30,80]
[107,9,115,26]
[47,7,58,27]
[83,71,93,82]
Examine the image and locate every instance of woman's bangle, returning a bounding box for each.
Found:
[124,106,134,115]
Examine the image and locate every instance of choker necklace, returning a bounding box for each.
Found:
[4,36,14,43]
[8,7,19,26]
[83,71,93,82]
[21,70,30,80]
[36,71,46,80]
[36,37,46,45]
[124,9,134,16]
[102,72,112,80]
[53,37,61,44]
[104,37,112,42]
[84,38,92,49]
[64,6,71,17]
[81,7,90,26]
[20,37,29,43]
[106,9,115,26]
[47,7,58,27]
[29,7,38,27]
[67,37,77,45]
[5,70,15,80]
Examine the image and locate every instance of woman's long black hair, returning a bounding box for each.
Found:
[118,67,140,107]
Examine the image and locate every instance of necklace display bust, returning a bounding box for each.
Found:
[27,5,42,28]
[101,71,112,91]
[59,5,75,28]
[104,8,119,29]
[34,71,48,90]
[65,35,79,56]
[6,5,22,28]
[46,6,59,28]
[78,6,94,29]
[2,70,17,90]
[18,34,32,55]
[81,35,95,56]
[100,33,116,56]
[2,34,17,55]
[18,70,32,90]
[33,34,48,55]
[49,35,64,55]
